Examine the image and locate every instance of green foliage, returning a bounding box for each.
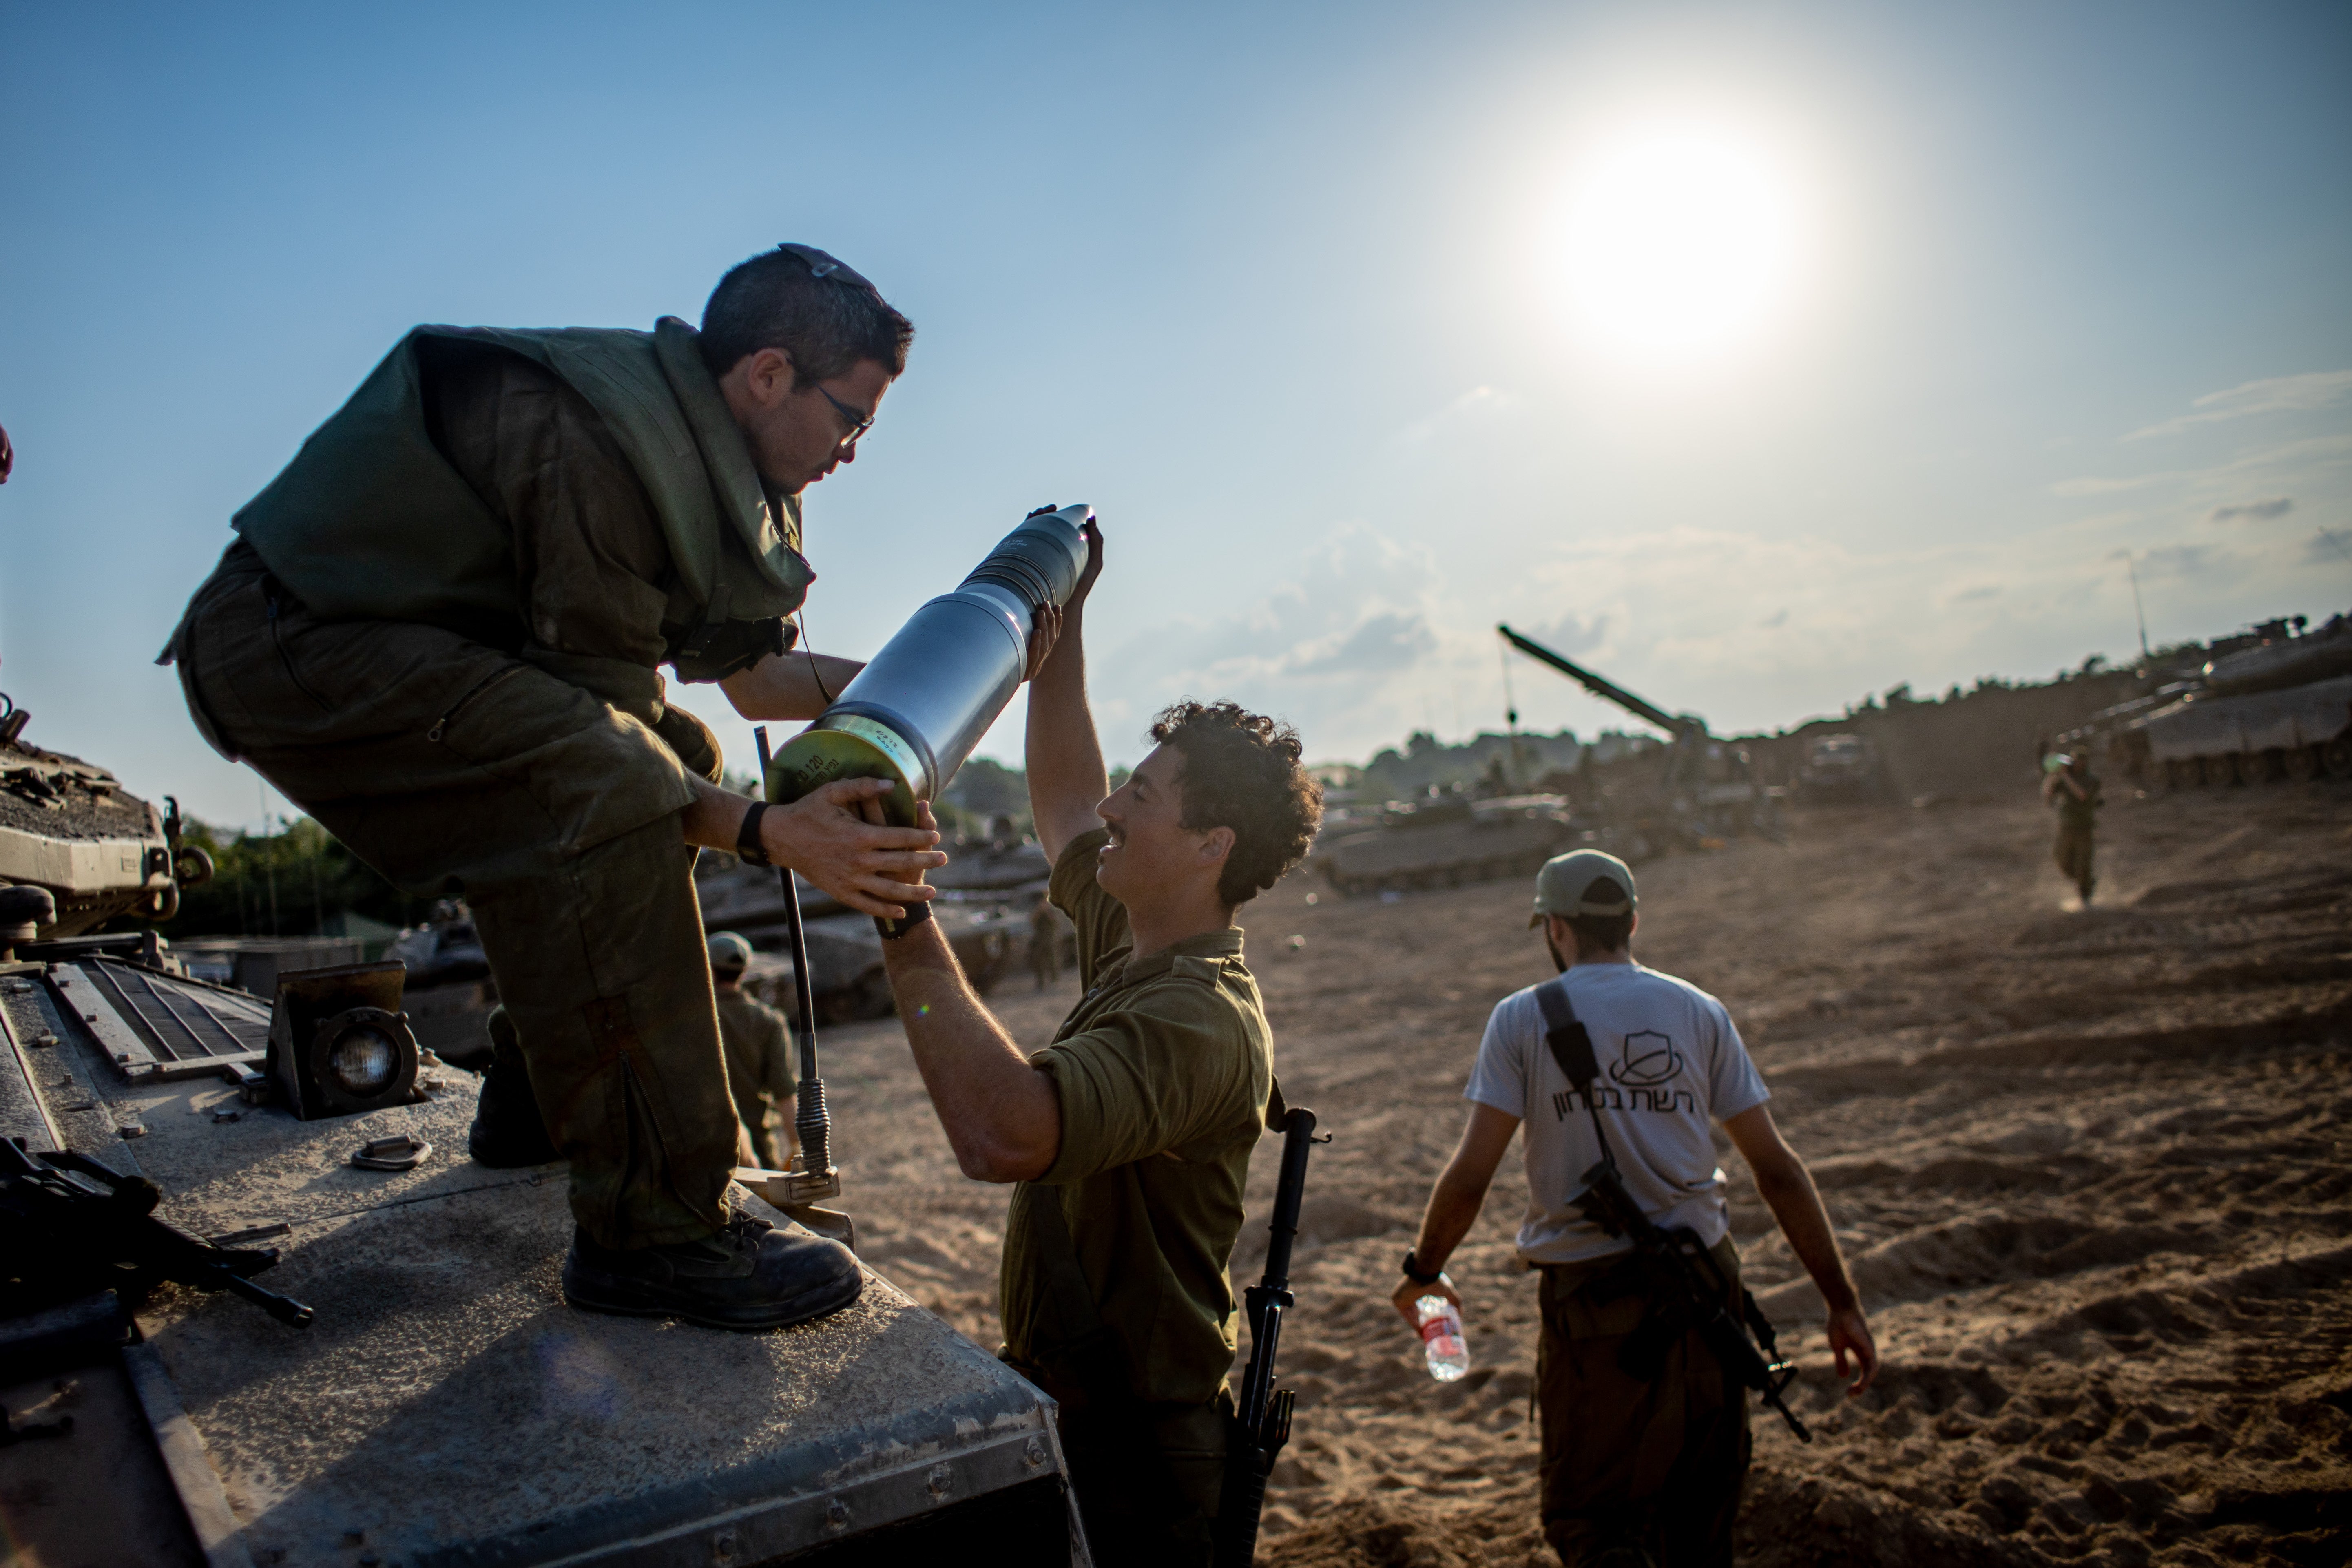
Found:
[158,817,437,939]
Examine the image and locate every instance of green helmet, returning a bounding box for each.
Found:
[707,930,754,975]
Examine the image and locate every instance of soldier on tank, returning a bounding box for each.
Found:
[865,525,1325,1566]
[161,244,1013,1330]
[2042,752,2102,904]
[706,931,797,1171]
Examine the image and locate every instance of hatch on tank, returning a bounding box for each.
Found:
[0,951,1090,1568]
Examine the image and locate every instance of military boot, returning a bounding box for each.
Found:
[466,1006,561,1168]
[561,1214,863,1331]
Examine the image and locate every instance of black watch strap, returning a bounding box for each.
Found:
[736,801,772,868]
[876,897,935,940]
[1401,1249,1442,1285]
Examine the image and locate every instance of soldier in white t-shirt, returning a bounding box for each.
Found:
[1390,850,1878,1568]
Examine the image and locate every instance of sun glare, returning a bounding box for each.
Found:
[1553,119,1805,368]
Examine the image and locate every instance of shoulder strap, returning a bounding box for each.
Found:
[1532,976,1601,1093]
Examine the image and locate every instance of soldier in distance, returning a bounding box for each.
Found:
[865,522,1324,1566]
[164,244,1050,1330]
[706,931,798,1171]
[1392,850,1878,1567]
[2041,751,2102,905]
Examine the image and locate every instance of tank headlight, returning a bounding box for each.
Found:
[284,999,420,1118]
[327,1026,400,1097]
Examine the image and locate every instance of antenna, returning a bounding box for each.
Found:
[2126,554,2151,661]
[1498,630,1522,789]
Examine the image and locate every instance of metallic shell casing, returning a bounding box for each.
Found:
[767,506,1091,822]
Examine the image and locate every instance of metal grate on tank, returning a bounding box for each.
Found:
[72,959,272,1070]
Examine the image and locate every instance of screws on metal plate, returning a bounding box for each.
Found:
[709,1526,739,1565]
[925,1462,952,1499]
[1023,1434,1046,1468]
[825,1497,850,1530]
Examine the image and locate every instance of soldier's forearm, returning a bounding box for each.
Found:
[1755,1158,1859,1314]
[720,650,864,720]
[1024,600,1107,863]
[881,921,1062,1183]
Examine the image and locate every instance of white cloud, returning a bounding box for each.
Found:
[2206,496,2292,524]
[1281,610,1435,675]
[2126,369,2352,440]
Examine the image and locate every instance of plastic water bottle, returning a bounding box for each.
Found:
[1416,1294,1470,1382]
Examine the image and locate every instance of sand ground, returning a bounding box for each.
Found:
[813,782,2352,1567]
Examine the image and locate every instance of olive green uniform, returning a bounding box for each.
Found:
[716,989,797,1170]
[2051,770,2101,901]
[166,319,808,1250]
[1001,829,1272,1566]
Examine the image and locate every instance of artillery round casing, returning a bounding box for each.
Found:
[766,506,1090,823]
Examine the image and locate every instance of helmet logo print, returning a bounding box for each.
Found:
[1609,1029,1685,1088]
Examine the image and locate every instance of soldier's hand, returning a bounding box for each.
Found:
[1827,1304,1879,1396]
[767,778,948,919]
[1024,604,1062,682]
[1391,1269,1459,1331]
[1075,517,1104,601]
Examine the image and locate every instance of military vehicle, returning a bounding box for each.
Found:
[694,851,1028,1022]
[1,688,209,937]
[1795,732,1884,804]
[1498,626,1783,845]
[2,936,1090,1567]
[1314,790,1598,897]
[2113,612,2352,787]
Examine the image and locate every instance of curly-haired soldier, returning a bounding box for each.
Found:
[875,521,1320,1566]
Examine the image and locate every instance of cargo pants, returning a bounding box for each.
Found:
[1536,1238,1752,1568]
[168,544,739,1250]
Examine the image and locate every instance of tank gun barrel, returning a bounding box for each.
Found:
[1498,625,1703,739]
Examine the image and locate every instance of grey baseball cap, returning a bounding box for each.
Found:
[707,931,754,973]
[1528,849,1637,928]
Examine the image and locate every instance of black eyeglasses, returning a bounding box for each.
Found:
[815,385,876,450]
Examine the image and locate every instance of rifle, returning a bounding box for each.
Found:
[1534,983,1811,1444]
[0,1137,314,1328]
[1214,1098,1328,1567]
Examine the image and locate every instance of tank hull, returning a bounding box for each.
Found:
[2131,672,2352,785]
[0,956,1090,1567]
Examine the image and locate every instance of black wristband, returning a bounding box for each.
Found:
[876,897,935,940]
[736,801,772,868]
[1401,1249,1443,1285]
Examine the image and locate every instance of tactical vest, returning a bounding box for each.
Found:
[230,316,813,688]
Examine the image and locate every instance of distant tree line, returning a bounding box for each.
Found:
[157,816,438,940]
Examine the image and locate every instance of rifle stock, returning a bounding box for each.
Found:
[1214,1102,1324,1567]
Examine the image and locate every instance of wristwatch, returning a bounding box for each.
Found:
[736,801,772,868]
[1401,1249,1443,1285]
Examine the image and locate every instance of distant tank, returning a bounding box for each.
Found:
[2119,612,2352,787]
[1796,732,1884,804]
[0,686,208,938]
[1316,791,1601,897]
[1498,626,1784,845]
[695,855,1022,1021]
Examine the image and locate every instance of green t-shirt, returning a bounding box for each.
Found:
[999,829,1272,1407]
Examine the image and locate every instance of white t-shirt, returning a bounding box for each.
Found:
[1463,961,1770,1265]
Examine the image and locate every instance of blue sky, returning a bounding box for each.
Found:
[3,1,2348,827]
